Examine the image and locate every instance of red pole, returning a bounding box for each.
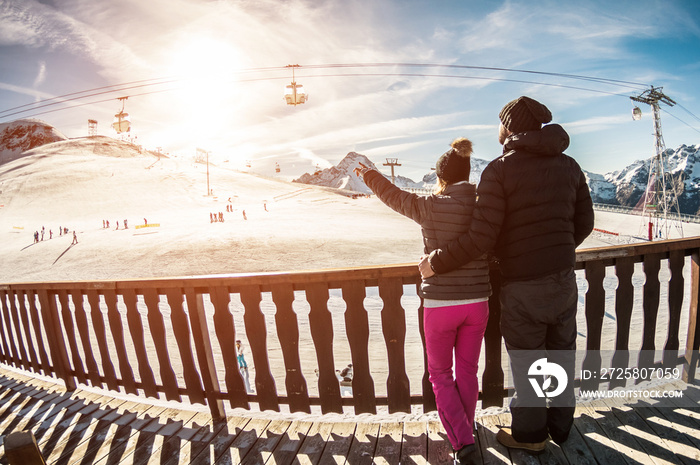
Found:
[648,221,653,241]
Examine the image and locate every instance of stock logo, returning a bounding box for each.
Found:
[528,358,568,398]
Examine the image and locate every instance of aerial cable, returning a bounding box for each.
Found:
[2,71,635,122]
[2,63,697,133]
[673,102,700,125]
[302,63,650,90]
[662,108,700,136]
[0,65,291,117]
[1,62,650,117]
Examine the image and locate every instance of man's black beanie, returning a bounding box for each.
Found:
[499,96,552,134]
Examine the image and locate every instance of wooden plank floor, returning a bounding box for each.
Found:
[0,367,698,464]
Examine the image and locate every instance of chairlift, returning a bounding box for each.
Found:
[284,64,307,106]
[284,82,307,105]
[275,162,281,173]
[112,97,131,133]
[632,106,642,121]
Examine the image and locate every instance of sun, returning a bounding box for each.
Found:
[164,36,245,136]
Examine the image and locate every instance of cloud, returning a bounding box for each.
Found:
[455,1,658,63]
[0,81,53,101]
[32,60,45,88]
[565,115,629,134]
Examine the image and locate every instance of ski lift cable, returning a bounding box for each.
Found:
[1,62,650,117]
[301,63,651,90]
[3,66,698,133]
[296,72,635,97]
[2,71,639,120]
[673,102,700,125]
[0,66,290,117]
[661,108,700,136]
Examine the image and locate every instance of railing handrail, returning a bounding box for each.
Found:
[0,237,699,420]
[3,236,700,291]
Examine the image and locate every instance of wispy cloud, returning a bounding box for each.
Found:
[32,60,45,88]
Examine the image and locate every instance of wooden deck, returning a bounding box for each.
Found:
[0,367,698,465]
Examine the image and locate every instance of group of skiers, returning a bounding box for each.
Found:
[210,209,248,223]
[33,226,77,245]
[102,219,129,229]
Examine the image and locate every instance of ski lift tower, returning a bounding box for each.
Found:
[630,86,683,240]
[383,158,401,185]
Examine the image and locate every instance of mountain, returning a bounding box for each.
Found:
[586,144,700,215]
[293,152,426,194]
[293,151,491,194]
[1,119,165,166]
[0,119,68,164]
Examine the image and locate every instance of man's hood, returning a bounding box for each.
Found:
[503,124,570,156]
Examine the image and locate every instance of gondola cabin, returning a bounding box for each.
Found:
[284,82,307,106]
[632,106,642,121]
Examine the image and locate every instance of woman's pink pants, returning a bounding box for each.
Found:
[424,301,489,450]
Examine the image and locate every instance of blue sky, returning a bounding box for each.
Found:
[1,0,699,180]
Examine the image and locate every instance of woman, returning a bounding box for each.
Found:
[354,138,490,464]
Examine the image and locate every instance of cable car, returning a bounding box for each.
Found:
[632,106,642,121]
[275,162,281,173]
[284,65,307,106]
[112,97,131,133]
[284,82,307,105]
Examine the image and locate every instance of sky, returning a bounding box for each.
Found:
[1,0,700,181]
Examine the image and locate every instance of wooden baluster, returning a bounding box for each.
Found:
[27,291,51,376]
[683,250,700,383]
[341,280,376,414]
[240,284,279,412]
[210,285,249,409]
[143,288,181,401]
[0,289,18,367]
[165,288,206,405]
[103,289,137,394]
[378,277,410,413]
[86,290,119,391]
[581,261,605,392]
[637,253,661,382]
[57,290,87,385]
[71,291,102,388]
[482,265,505,408]
[122,288,158,397]
[306,282,342,414]
[609,257,634,390]
[663,249,685,369]
[184,288,225,419]
[16,291,40,373]
[0,290,11,364]
[37,289,76,390]
[7,290,30,370]
[270,283,311,413]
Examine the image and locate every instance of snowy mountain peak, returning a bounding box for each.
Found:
[293,152,425,193]
[1,119,68,164]
[587,144,700,215]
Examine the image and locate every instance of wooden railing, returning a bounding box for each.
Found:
[1,238,699,420]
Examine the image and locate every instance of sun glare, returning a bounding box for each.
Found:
[165,37,245,137]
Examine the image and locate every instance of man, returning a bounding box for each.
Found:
[419,96,594,453]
